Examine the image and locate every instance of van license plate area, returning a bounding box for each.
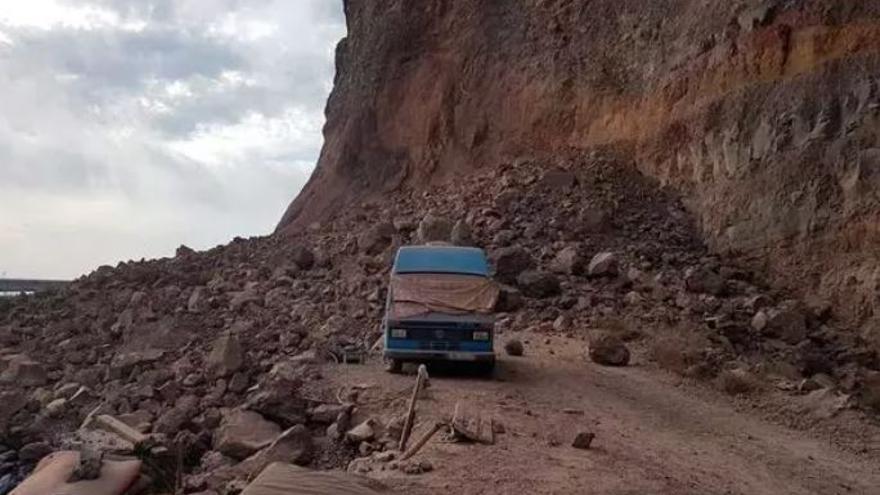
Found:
[448,352,476,361]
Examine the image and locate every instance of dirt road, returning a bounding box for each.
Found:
[322,331,880,495]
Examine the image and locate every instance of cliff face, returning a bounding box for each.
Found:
[279,0,880,341]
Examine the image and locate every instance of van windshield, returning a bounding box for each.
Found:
[390,273,499,319]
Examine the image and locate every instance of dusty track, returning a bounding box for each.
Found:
[324,331,880,495]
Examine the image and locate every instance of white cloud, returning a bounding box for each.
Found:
[168,108,322,168]
[0,0,144,31]
[0,0,346,278]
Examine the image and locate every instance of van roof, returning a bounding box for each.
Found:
[393,246,490,276]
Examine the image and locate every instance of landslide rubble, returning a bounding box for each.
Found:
[1,154,878,492]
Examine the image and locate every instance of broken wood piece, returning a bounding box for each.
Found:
[92,415,149,445]
[451,401,495,445]
[79,403,105,431]
[83,414,169,457]
[401,421,446,461]
[398,364,429,451]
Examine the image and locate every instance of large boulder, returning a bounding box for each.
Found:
[238,425,313,477]
[229,289,261,312]
[346,419,378,444]
[187,287,208,313]
[760,302,808,344]
[588,252,618,277]
[109,349,165,379]
[214,409,282,460]
[154,395,200,434]
[539,169,578,190]
[451,220,476,246]
[0,355,47,387]
[307,404,352,424]
[358,222,396,254]
[493,247,534,284]
[516,271,561,298]
[551,246,586,275]
[416,213,453,244]
[684,267,727,296]
[290,246,315,270]
[245,362,308,427]
[495,285,524,312]
[588,335,630,367]
[0,390,26,428]
[207,333,244,377]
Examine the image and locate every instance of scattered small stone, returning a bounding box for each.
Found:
[552,315,571,331]
[572,431,595,449]
[623,291,642,306]
[44,398,67,418]
[684,267,727,296]
[716,368,759,395]
[588,252,618,277]
[374,451,397,462]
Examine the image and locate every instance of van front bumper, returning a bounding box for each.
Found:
[384,349,496,363]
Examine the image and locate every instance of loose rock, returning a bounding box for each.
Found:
[572,431,595,449]
[588,252,618,277]
[493,247,534,284]
[207,333,244,377]
[504,339,524,357]
[416,213,453,244]
[588,335,630,367]
[451,220,475,246]
[516,270,561,298]
[214,409,282,460]
[551,246,585,275]
[346,419,377,444]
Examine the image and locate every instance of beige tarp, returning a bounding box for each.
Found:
[11,451,141,495]
[390,273,499,319]
[242,462,385,495]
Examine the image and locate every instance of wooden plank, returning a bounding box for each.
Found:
[398,365,429,451]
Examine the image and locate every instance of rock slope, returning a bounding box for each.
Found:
[279,0,880,349]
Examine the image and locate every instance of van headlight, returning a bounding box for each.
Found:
[391,329,407,339]
[472,331,490,341]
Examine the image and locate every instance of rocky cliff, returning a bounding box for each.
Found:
[279,0,880,345]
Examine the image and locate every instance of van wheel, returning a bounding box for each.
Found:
[384,358,403,374]
[475,360,495,376]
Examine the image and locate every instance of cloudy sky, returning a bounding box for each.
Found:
[0,0,345,279]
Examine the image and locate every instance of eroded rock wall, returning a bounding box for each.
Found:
[279,0,880,341]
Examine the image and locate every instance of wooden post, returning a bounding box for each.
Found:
[401,421,446,460]
[398,364,428,451]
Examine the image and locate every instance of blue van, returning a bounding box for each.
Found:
[382,246,498,373]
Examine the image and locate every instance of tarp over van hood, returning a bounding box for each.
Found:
[390,273,499,319]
